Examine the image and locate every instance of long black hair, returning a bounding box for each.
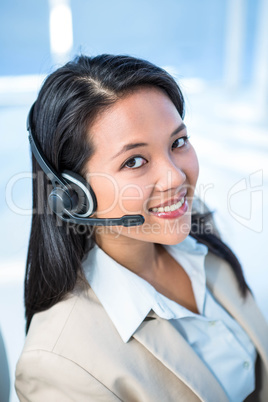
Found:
[25,54,248,332]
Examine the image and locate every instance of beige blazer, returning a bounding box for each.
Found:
[15,252,268,401]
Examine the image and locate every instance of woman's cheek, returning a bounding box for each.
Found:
[89,173,119,216]
[188,146,199,187]
[117,182,145,215]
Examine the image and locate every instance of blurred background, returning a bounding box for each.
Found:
[0,0,267,400]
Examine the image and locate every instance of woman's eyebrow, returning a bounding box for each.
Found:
[111,122,186,160]
[171,122,187,137]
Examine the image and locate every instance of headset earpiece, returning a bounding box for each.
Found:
[27,102,144,227]
[48,186,79,215]
[47,171,97,218]
[60,170,97,217]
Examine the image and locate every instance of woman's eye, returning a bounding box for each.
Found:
[172,135,189,150]
[123,156,147,169]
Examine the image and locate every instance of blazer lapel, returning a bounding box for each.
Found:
[205,252,268,366]
[133,312,228,402]
[205,251,268,399]
[133,251,268,401]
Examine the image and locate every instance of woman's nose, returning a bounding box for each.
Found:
[154,157,186,193]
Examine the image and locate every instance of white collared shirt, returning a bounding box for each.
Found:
[82,235,256,401]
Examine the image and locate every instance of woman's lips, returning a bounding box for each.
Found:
[148,196,188,219]
[149,190,187,210]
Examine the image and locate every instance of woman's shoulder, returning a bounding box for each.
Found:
[15,282,123,401]
[22,281,110,354]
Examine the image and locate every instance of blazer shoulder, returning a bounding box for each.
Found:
[22,281,97,353]
[205,250,267,329]
[16,347,122,402]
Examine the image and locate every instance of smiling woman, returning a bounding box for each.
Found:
[15,54,268,402]
[86,86,199,250]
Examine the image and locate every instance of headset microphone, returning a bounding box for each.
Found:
[27,103,145,227]
[60,210,145,227]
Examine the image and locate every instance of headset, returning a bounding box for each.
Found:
[27,103,145,227]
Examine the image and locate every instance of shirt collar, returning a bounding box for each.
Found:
[82,236,208,343]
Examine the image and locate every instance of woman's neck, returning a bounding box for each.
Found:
[94,230,198,314]
[95,231,161,278]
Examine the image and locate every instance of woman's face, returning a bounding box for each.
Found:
[84,86,199,245]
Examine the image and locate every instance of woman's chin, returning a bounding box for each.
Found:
[161,229,191,245]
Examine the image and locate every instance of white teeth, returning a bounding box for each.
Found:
[151,197,185,213]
